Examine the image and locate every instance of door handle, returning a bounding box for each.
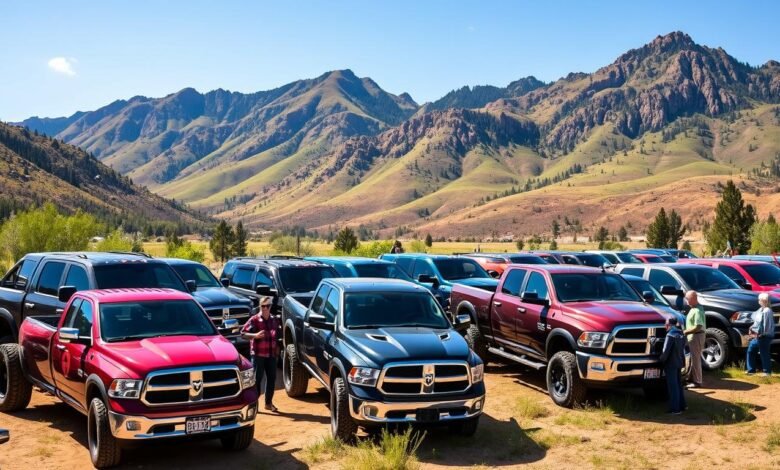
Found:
[56,344,66,351]
[56,309,64,315]
[493,301,502,307]
[517,307,526,314]
[24,302,35,309]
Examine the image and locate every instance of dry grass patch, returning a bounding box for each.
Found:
[515,396,550,420]
[302,435,346,464]
[766,423,780,453]
[553,402,616,430]
[342,428,425,470]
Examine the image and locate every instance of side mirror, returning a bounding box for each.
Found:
[307,313,334,331]
[740,281,753,291]
[487,270,500,279]
[58,286,77,303]
[642,291,655,303]
[454,313,471,332]
[58,327,80,342]
[0,428,8,445]
[255,285,277,296]
[186,280,198,293]
[660,285,684,296]
[221,318,240,334]
[220,278,230,288]
[417,274,440,288]
[520,291,550,306]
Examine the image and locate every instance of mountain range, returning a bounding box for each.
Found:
[17,32,780,238]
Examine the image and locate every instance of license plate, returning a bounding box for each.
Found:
[416,409,440,423]
[185,416,211,435]
[644,368,661,380]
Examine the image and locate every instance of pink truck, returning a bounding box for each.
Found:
[0,288,258,468]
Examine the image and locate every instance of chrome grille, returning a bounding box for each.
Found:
[378,361,471,396]
[141,365,242,406]
[205,307,252,328]
[606,324,666,356]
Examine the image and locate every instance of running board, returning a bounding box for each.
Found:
[488,347,546,370]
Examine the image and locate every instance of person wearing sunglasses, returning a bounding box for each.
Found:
[241,296,280,412]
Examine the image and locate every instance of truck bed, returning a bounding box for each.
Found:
[451,283,495,310]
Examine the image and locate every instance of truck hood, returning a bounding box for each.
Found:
[192,287,252,308]
[448,278,499,290]
[102,335,240,378]
[561,301,665,331]
[341,328,470,367]
[698,289,760,310]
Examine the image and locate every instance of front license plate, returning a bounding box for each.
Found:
[185,416,211,435]
[644,368,661,380]
[416,409,440,423]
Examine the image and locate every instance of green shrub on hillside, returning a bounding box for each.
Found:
[94,229,134,252]
[167,242,206,262]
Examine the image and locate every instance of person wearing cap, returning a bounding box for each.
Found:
[241,296,280,412]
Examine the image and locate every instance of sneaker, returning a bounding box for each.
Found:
[760,372,770,377]
[685,383,698,389]
[746,371,756,375]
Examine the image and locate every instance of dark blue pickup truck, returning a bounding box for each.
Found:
[281,278,485,441]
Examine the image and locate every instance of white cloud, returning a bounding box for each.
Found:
[47,57,77,77]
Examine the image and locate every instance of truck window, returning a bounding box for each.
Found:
[621,267,644,277]
[561,255,580,265]
[717,265,745,284]
[331,264,354,277]
[412,260,435,279]
[64,265,90,292]
[93,264,187,291]
[255,269,274,287]
[62,299,83,328]
[524,272,549,299]
[36,262,66,296]
[220,261,238,280]
[310,286,331,314]
[1,259,38,290]
[501,269,528,296]
[648,270,680,290]
[322,289,340,323]
[231,267,255,290]
[394,257,414,275]
[278,267,337,293]
[72,301,94,338]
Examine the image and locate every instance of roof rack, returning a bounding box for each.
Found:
[106,251,153,259]
[50,252,89,259]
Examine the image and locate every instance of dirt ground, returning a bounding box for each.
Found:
[1,362,779,470]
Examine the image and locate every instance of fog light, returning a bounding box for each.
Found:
[363,405,378,417]
[247,405,256,420]
[126,421,141,431]
[590,362,606,372]
[474,399,483,411]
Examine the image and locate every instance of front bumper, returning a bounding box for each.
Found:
[107,402,256,440]
[576,351,691,382]
[348,395,485,424]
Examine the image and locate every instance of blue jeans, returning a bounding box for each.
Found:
[664,365,686,413]
[746,336,773,374]
[253,355,277,405]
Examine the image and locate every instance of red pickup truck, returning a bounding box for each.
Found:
[0,288,258,468]
[451,265,676,407]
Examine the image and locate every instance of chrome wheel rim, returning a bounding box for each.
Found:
[703,338,722,366]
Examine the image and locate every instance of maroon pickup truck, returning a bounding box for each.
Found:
[451,265,679,407]
[0,288,258,468]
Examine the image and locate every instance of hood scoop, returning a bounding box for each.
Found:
[367,334,389,342]
[439,333,450,341]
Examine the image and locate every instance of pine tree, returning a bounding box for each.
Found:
[667,210,685,249]
[706,180,756,254]
[232,221,248,257]
[210,220,235,262]
[594,226,609,249]
[551,220,560,238]
[646,208,670,248]
[515,239,524,251]
[617,226,629,242]
[334,227,359,254]
[424,233,433,247]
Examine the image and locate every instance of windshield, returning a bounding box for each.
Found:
[353,263,413,281]
[642,255,664,263]
[344,292,450,329]
[676,268,740,292]
[616,253,643,264]
[100,300,217,342]
[278,266,337,293]
[538,255,560,264]
[626,278,671,307]
[743,263,780,286]
[575,254,611,267]
[433,259,491,280]
[509,255,547,264]
[598,253,619,264]
[94,263,187,291]
[552,273,643,303]
[171,264,221,288]
[659,255,678,262]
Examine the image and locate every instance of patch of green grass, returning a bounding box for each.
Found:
[514,396,550,420]
[553,402,616,430]
[766,423,780,453]
[528,429,581,450]
[302,435,346,464]
[342,428,425,470]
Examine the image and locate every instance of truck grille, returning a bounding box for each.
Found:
[205,307,252,329]
[606,325,666,356]
[378,362,471,396]
[141,366,242,406]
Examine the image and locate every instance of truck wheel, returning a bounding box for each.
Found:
[0,344,32,412]
[88,398,122,468]
[283,344,309,397]
[451,417,480,437]
[465,325,490,366]
[546,351,587,408]
[702,328,730,370]
[220,425,255,451]
[330,377,357,443]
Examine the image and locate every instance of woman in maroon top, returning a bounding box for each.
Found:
[241,296,280,412]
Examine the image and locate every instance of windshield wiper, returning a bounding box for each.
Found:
[392,323,443,328]
[348,325,383,329]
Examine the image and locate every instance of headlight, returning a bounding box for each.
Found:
[240,368,256,389]
[108,379,143,399]
[470,364,484,383]
[347,367,380,387]
[730,311,755,324]
[577,332,609,349]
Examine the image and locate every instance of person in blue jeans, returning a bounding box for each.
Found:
[656,318,687,414]
[747,292,776,376]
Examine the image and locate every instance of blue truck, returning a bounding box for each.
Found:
[281,278,485,441]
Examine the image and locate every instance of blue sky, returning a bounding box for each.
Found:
[2,0,779,121]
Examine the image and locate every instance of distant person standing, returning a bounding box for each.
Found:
[241,296,280,412]
[747,292,776,376]
[391,240,405,254]
[656,318,687,414]
[683,290,706,388]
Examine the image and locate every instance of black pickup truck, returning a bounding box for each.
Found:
[281,278,485,441]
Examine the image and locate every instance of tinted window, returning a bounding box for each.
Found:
[171,264,220,288]
[412,260,435,278]
[256,269,274,287]
[322,289,340,323]
[37,262,66,296]
[331,264,354,277]
[62,298,83,329]
[64,265,90,291]
[221,262,238,280]
[1,259,39,290]
[659,255,678,263]
[354,263,413,281]
[717,265,745,284]
[508,255,547,264]
[676,267,740,292]
[599,253,620,264]
[561,255,580,265]
[643,255,665,263]
[552,273,642,302]
[648,270,680,290]
[72,301,93,337]
[278,267,337,293]
[538,255,559,264]
[231,267,255,290]
[743,263,780,286]
[394,257,414,274]
[621,267,645,277]
[310,286,330,314]
[616,253,643,264]
[94,263,187,291]
[501,269,528,296]
[100,300,216,342]
[344,292,449,329]
[432,259,490,280]
[524,272,549,299]
[576,254,611,267]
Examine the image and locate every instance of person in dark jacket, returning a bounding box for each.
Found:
[658,318,687,414]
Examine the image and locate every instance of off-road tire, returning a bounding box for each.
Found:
[702,328,730,370]
[283,343,309,397]
[220,425,255,451]
[88,398,122,468]
[330,377,358,443]
[452,417,480,437]
[465,324,490,366]
[546,351,587,408]
[0,343,32,412]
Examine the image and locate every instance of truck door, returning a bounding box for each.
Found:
[516,271,551,358]
[303,286,329,368]
[25,261,67,317]
[313,289,340,381]
[52,298,93,408]
[488,268,527,350]
[0,259,38,338]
